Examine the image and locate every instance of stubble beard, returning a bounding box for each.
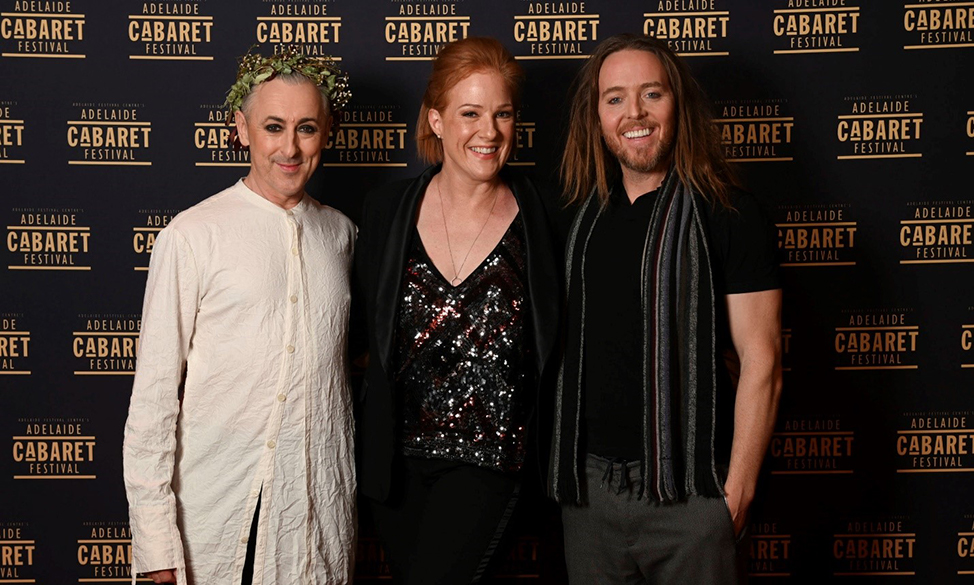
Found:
[606,133,674,177]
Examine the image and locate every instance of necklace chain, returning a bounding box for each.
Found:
[436,179,499,287]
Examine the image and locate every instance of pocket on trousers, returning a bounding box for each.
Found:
[718,496,739,542]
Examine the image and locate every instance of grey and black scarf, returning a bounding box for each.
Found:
[550,171,723,504]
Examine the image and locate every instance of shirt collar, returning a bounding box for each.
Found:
[235,178,314,216]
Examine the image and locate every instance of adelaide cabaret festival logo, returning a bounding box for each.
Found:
[76,521,137,582]
[323,104,409,168]
[643,0,731,57]
[126,0,215,61]
[67,102,153,166]
[383,0,470,61]
[833,308,920,371]
[902,0,974,51]
[72,313,140,376]
[832,517,916,577]
[131,208,177,270]
[0,313,30,375]
[0,101,25,164]
[256,0,343,58]
[0,522,36,582]
[770,0,860,54]
[769,416,855,475]
[899,200,974,265]
[510,1,600,60]
[715,99,795,163]
[5,207,91,271]
[897,411,974,474]
[836,94,923,160]
[11,417,97,480]
[193,104,248,167]
[0,0,85,59]
[776,203,858,267]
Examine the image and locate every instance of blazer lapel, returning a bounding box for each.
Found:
[507,170,560,375]
[374,165,438,373]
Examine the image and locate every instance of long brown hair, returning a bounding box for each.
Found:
[560,34,737,207]
[416,37,524,164]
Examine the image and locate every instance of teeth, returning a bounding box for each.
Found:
[623,128,652,139]
[470,147,497,154]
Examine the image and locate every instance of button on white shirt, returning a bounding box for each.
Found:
[123,180,357,585]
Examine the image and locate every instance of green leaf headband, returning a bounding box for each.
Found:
[223,45,350,123]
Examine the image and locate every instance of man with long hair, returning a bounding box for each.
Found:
[550,34,783,584]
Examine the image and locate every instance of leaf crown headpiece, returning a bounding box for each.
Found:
[223,46,350,122]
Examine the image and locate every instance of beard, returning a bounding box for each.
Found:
[604,130,674,176]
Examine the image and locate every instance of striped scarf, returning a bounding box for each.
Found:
[550,172,722,504]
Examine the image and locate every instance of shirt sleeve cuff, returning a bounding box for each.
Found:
[129,504,183,574]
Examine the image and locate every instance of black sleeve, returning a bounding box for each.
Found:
[706,190,781,295]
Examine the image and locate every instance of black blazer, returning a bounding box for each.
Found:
[354,164,562,502]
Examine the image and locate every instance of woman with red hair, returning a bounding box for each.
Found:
[355,37,561,584]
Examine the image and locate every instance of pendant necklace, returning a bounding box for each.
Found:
[436,179,499,286]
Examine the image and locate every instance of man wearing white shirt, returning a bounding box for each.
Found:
[123,50,356,585]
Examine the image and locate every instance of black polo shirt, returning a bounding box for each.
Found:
[582,184,779,461]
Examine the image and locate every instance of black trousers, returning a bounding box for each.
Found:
[368,457,521,585]
[241,491,260,585]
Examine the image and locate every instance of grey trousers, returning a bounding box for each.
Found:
[561,454,740,585]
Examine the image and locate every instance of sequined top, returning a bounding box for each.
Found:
[394,215,531,472]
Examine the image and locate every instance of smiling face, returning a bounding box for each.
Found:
[428,70,515,186]
[597,49,676,190]
[235,77,329,208]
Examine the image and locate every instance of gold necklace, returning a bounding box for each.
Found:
[436,179,500,286]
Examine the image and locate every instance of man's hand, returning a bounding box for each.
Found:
[723,486,749,538]
[145,569,177,584]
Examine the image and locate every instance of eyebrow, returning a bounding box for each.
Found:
[601,81,664,99]
[261,116,320,125]
[457,103,514,109]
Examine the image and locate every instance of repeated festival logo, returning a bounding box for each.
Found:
[11,417,97,480]
[127,0,215,61]
[131,209,178,271]
[76,521,140,582]
[748,519,792,578]
[770,0,861,55]
[902,1,974,51]
[72,313,140,376]
[0,312,30,376]
[383,0,470,61]
[776,204,858,267]
[715,99,795,163]
[0,101,25,164]
[67,102,153,166]
[836,94,923,160]
[323,104,409,168]
[897,411,974,474]
[5,207,92,271]
[510,1,600,60]
[769,417,855,475]
[256,0,343,58]
[834,308,920,371]
[832,517,916,577]
[0,522,36,582]
[899,200,974,265]
[0,0,86,59]
[642,0,731,57]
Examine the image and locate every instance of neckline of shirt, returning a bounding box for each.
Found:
[235,178,313,216]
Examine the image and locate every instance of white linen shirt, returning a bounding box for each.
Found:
[123,180,357,585]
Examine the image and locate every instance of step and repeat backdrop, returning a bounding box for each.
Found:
[2,0,973,582]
